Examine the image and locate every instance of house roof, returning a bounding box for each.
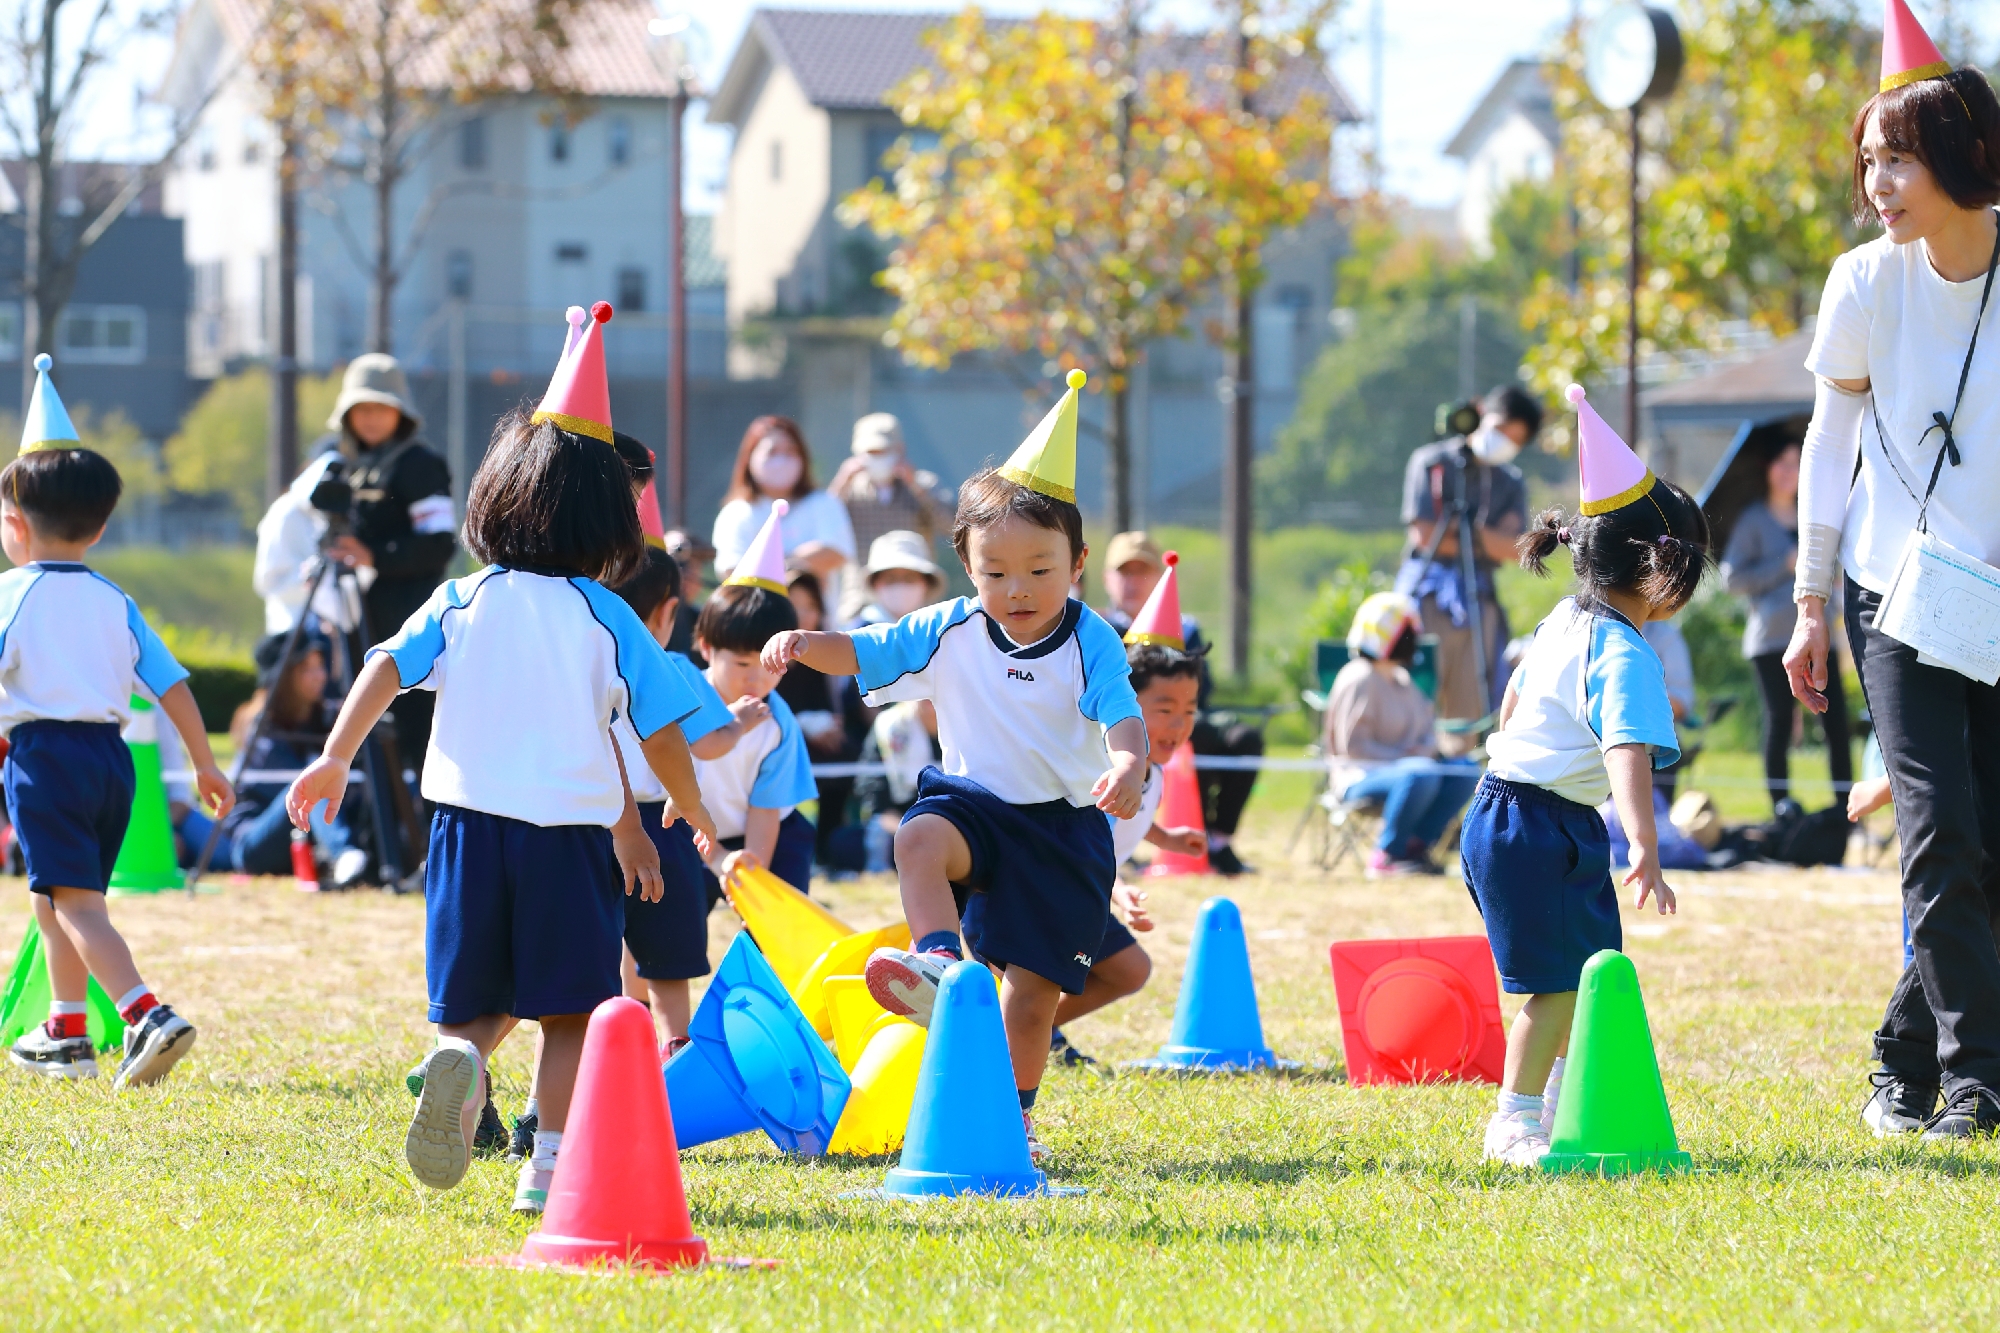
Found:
[0,161,164,216]
[1443,59,1556,160]
[709,7,1361,128]
[1646,328,1816,424]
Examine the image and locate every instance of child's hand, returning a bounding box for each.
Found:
[286,755,350,829]
[1622,842,1677,915]
[727,696,771,730]
[665,797,719,858]
[613,818,665,903]
[1111,882,1154,932]
[762,630,808,674]
[1091,755,1146,820]
[194,763,236,820]
[721,848,764,879]
[1160,824,1205,857]
[1848,774,1893,821]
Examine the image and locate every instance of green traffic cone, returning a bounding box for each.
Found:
[109,695,183,895]
[1540,949,1691,1176]
[0,918,126,1053]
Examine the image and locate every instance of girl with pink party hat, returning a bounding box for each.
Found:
[1462,384,1710,1168]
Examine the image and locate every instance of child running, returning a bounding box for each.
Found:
[1467,384,1710,1166]
[2,357,234,1086]
[287,305,717,1204]
[762,371,1147,1159]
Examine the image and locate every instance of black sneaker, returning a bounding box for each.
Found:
[1922,1085,2000,1141]
[506,1109,539,1164]
[472,1071,507,1158]
[1208,844,1254,877]
[114,1004,196,1090]
[9,1025,97,1080]
[1049,1028,1099,1069]
[1862,1071,1937,1137]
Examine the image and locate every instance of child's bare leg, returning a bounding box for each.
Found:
[892,814,972,943]
[1051,945,1150,1026]
[529,1013,590,1132]
[1501,991,1576,1095]
[646,978,692,1043]
[439,1013,514,1063]
[621,947,645,1001]
[999,965,1063,1097]
[41,888,142,1000]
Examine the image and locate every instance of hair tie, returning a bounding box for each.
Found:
[1556,527,1572,545]
[1657,535,1673,546]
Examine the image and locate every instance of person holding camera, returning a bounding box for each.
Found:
[1395,385,1542,757]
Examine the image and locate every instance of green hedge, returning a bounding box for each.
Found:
[183,663,257,734]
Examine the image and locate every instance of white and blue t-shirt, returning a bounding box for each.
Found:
[614,650,734,805]
[1110,762,1164,864]
[372,567,703,828]
[1486,597,1680,808]
[851,598,1143,807]
[0,562,188,736]
[692,686,818,840]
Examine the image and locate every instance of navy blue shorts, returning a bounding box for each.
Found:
[626,802,711,982]
[913,767,1114,995]
[424,805,624,1023]
[1460,774,1621,994]
[1099,912,1138,963]
[700,808,816,911]
[5,721,133,896]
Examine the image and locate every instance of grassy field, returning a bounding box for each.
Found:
[0,805,1979,1331]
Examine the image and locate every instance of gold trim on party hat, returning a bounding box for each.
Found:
[724,499,790,594]
[1567,384,1659,517]
[998,369,1084,504]
[532,302,614,443]
[1880,0,1952,92]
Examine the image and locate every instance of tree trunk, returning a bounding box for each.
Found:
[1106,372,1133,533]
[1223,280,1254,681]
[368,21,400,354]
[20,0,60,412]
[269,122,301,500]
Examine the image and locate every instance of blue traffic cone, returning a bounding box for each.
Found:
[664,932,850,1155]
[1130,897,1277,1071]
[883,960,1046,1198]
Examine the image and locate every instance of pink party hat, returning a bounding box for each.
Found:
[1123,551,1185,649]
[1881,0,1950,92]
[1567,384,1656,517]
[725,499,789,593]
[533,301,613,443]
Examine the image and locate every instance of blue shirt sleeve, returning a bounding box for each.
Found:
[124,595,191,699]
[668,651,736,744]
[1585,620,1681,769]
[747,691,821,810]
[1074,605,1142,730]
[850,597,975,694]
[573,579,700,739]
[369,570,489,690]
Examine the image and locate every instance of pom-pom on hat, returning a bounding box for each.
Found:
[1881,0,1950,92]
[998,368,1084,504]
[1123,551,1186,649]
[533,301,614,443]
[1567,384,1657,517]
[725,499,790,594]
[18,354,79,455]
[1346,591,1421,662]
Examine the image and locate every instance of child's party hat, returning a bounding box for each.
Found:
[1567,384,1657,517]
[19,354,79,454]
[533,302,613,443]
[560,304,587,359]
[1123,551,1185,649]
[1881,0,1950,91]
[998,369,1084,504]
[725,499,789,594]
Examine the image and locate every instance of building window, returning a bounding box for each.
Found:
[864,125,939,184]
[446,250,473,299]
[616,267,646,312]
[608,117,631,166]
[0,305,18,361]
[195,129,216,172]
[59,305,146,364]
[460,117,487,171]
[555,242,587,264]
[550,123,570,163]
[769,139,782,182]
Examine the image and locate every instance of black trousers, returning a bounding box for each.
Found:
[1191,716,1262,837]
[1846,579,2000,1094]
[1749,649,1852,806]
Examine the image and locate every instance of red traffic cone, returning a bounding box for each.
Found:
[1328,936,1504,1085]
[518,997,709,1270]
[1146,740,1209,877]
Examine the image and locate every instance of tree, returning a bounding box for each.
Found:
[840,6,1330,529]
[166,365,344,524]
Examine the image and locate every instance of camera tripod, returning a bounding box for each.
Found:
[1405,441,1493,735]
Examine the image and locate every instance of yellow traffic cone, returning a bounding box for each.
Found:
[722,864,851,992]
[825,1020,926,1156]
[109,696,183,895]
[795,922,912,1038]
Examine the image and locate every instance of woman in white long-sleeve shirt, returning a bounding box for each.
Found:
[1783,34,2000,1140]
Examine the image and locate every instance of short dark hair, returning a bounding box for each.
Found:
[950,468,1085,567]
[694,582,799,654]
[1127,641,1207,694]
[612,431,654,485]
[1,448,122,542]
[463,409,645,582]
[1485,383,1544,438]
[786,568,824,617]
[1852,68,2000,223]
[610,545,682,624]
[1519,478,1712,615]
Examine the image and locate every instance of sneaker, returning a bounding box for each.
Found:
[1049,1028,1098,1069]
[405,1057,427,1098]
[1022,1111,1048,1166]
[331,847,370,889]
[1482,1110,1550,1167]
[1921,1084,2000,1141]
[472,1071,507,1158]
[663,1036,692,1061]
[9,1025,97,1080]
[405,1038,483,1190]
[114,1005,196,1089]
[1208,844,1253,877]
[864,947,956,1028]
[513,1159,554,1214]
[506,1109,539,1164]
[1862,1071,1937,1137]
[1365,850,1428,880]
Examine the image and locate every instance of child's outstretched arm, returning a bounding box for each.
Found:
[1143,821,1206,857]
[640,723,718,854]
[764,629,859,677]
[156,681,236,819]
[287,654,402,828]
[1091,716,1148,819]
[1606,743,1675,915]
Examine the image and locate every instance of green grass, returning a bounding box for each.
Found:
[0,808,1981,1330]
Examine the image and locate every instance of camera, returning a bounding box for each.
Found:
[1435,401,1482,440]
[309,457,358,536]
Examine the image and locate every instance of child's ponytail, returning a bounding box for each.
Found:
[1638,532,1709,614]
[1517,507,1569,577]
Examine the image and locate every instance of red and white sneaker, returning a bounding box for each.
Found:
[1022,1111,1048,1166]
[864,947,957,1027]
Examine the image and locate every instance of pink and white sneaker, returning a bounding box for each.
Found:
[1481,1109,1550,1168]
[864,947,957,1027]
[405,1038,484,1191]
[1023,1111,1048,1166]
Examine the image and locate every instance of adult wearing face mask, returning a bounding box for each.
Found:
[1394,383,1541,757]
[827,412,951,624]
[854,530,947,626]
[712,415,857,614]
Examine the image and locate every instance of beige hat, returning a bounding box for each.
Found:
[866,530,943,588]
[327,353,422,434]
[851,412,905,456]
[1104,530,1163,573]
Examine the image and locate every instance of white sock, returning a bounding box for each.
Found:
[1497,1090,1543,1120]
[531,1128,562,1169]
[49,1000,86,1017]
[1541,1057,1566,1128]
[523,1097,539,1121]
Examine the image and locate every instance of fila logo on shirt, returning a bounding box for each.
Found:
[1006,667,1036,682]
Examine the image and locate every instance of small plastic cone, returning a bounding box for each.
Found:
[1145,741,1210,877]
[110,697,183,894]
[823,974,883,1070]
[724,864,854,994]
[826,1020,927,1156]
[794,922,912,1038]
[883,961,1045,1196]
[1131,897,1276,1071]
[1541,950,1692,1176]
[0,918,125,1053]
[518,996,710,1269]
[1328,936,1504,1085]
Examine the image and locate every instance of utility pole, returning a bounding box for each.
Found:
[269,122,301,501]
[666,82,688,530]
[1222,11,1256,681]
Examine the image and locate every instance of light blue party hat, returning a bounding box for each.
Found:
[20,354,80,455]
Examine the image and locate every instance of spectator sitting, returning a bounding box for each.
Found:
[663,528,715,661]
[1324,592,1480,878]
[1100,530,1263,876]
[778,570,872,869]
[852,700,940,873]
[712,415,856,616]
[853,530,946,628]
[827,412,952,623]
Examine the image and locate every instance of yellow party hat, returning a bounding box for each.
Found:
[998,369,1084,504]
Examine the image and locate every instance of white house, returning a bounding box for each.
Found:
[1442,59,1557,254]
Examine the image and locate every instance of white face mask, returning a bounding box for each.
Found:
[750,441,804,494]
[874,580,929,617]
[862,452,898,483]
[1467,420,1522,466]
